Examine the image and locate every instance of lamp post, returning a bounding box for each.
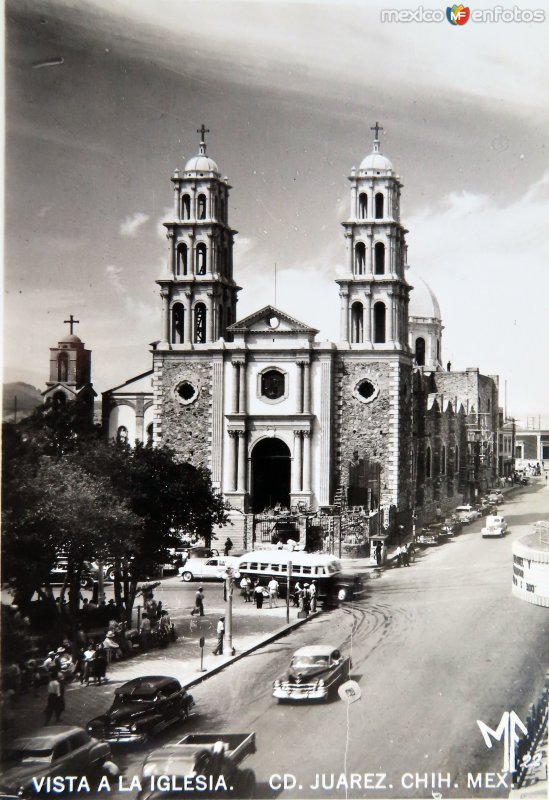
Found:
[224,567,236,656]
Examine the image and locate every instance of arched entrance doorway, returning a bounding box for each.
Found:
[251,438,291,513]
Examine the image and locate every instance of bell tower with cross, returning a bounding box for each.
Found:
[157,124,241,349]
[43,315,96,417]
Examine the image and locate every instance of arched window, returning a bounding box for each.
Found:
[351,302,363,343]
[441,445,446,475]
[194,303,206,343]
[415,337,426,367]
[375,193,384,219]
[426,446,432,478]
[57,352,69,382]
[171,303,184,344]
[196,243,207,275]
[181,194,191,220]
[146,423,154,446]
[374,242,385,275]
[355,242,366,275]
[373,302,386,343]
[176,243,188,276]
[117,426,128,444]
[359,193,368,218]
[197,194,207,220]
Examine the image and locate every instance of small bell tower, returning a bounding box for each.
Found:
[157,125,241,348]
[336,122,411,351]
[42,315,96,417]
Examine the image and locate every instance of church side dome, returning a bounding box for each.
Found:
[59,333,82,345]
[407,269,441,321]
[184,153,220,174]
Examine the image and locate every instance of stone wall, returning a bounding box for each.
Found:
[154,354,213,469]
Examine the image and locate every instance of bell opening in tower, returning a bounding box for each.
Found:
[251,438,291,513]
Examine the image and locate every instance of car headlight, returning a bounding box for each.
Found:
[317,679,325,688]
[274,679,281,687]
[130,723,138,732]
[87,725,93,732]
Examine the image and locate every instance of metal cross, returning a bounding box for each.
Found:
[370,121,383,139]
[64,314,79,335]
[197,124,210,143]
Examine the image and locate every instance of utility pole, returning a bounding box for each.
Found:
[286,561,292,624]
[225,567,236,655]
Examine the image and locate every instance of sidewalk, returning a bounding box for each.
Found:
[3,599,315,742]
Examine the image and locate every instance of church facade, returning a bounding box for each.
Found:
[102,127,500,541]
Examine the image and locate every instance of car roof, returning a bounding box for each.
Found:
[115,676,179,696]
[293,645,338,657]
[13,727,87,748]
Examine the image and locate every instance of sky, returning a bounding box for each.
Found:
[4,0,549,425]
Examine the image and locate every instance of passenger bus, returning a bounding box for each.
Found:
[237,550,343,601]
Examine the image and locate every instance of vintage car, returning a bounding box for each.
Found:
[273,645,351,702]
[416,526,441,546]
[441,517,463,537]
[488,491,504,504]
[179,556,239,582]
[454,505,481,524]
[482,515,508,538]
[0,726,116,799]
[87,676,194,744]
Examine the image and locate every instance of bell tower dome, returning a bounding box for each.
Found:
[157,125,241,348]
[336,122,411,351]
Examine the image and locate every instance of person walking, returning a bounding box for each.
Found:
[267,577,279,608]
[240,576,251,601]
[224,538,233,556]
[139,613,152,651]
[212,617,225,655]
[191,587,205,616]
[302,585,311,615]
[94,644,108,685]
[375,542,382,566]
[44,674,63,724]
[309,580,318,612]
[254,582,264,609]
[82,643,96,686]
[293,582,302,608]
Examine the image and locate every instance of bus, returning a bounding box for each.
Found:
[237,550,342,600]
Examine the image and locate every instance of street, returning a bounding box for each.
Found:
[107,481,549,799]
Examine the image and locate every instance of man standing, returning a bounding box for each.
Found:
[224,538,233,556]
[309,580,318,612]
[44,674,63,724]
[213,617,225,655]
[191,587,205,616]
[267,577,279,608]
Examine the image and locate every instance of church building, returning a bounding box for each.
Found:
[102,126,500,544]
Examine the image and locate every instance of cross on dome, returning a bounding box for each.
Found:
[64,314,80,335]
[370,121,384,153]
[197,124,210,155]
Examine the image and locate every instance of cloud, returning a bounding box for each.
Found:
[119,211,150,238]
[156,206,174,240]
[106,264,124,293]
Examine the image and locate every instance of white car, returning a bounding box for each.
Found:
[179,556,240,582]
[482,515,508,538]
[488,491,504,503]
[454,505,481,523]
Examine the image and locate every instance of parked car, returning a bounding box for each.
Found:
[0,726,117,799]
[184,547,220,561]
[416,526,441,546]
[520,476,530,486]
[482,515,508,538]
[179,556,239,582]
[87,676,194,745]
[454,505,481,523]
[488,491,504,504]
[49,558,96,589]
[441,517,463,536]
[273,645,351,702]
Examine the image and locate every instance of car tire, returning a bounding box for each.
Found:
[80,576,93,589]
[102,760,120,777]
[181,571,193,582]
[236,768,256,799]
[105,567,117,582]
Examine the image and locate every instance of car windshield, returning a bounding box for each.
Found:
[291,655,330,668]
[113,693,156,707]
[7,748,53,764]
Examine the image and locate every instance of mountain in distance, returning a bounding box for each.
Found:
[3,382,43,422]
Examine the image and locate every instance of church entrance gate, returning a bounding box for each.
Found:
[250,437,291,513]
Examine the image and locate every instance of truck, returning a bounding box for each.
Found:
[137,733,257,799]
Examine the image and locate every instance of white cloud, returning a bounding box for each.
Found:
[156,206,174,239]
[119,211,150,238]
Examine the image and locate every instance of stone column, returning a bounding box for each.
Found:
[296,362,304,413]
[236,430,247,492]
[207,293,214,342]
[292,431,303,493]
[184,292,192,343]
[206,234,213,275]
[160,286,170,343]
[345,232,353,274]
[231,362,239,413]
[228,431,238,492]
[302,431,311,493]
[364,290,372,344]
[366,232,373,274]
[238,358,247,414]
[166,230,176,277]
[387,291,394,344]
[191,187,197,220]
[350,181,357,220]
[188,233,195,276]
[303,362,311,413]
[339,287,350,341]
[173,181,180,219]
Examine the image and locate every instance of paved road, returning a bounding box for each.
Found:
[107,481,549,799]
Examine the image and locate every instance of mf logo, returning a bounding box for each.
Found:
[477,712,528,774]
[446,4,470,25]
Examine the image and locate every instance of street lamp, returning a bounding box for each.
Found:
[224,566,237,656]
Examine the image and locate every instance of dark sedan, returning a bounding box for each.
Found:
[273,645,351,701]
[87,676,194,745]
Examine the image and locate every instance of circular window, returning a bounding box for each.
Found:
[261,369,285,400]
[354,378,380,404]
[175,380,199,406]
[267,315,280,329]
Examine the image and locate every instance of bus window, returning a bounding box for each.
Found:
[293,565,301,573]
[302,566,312,575]
[240,562,248,570]
[315,567,326,575]
[260,563,268,571]
[250,562,258,570]
[272,564,280,572]
[280,564,287,572]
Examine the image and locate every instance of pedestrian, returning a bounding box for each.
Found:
[302,585,311,615]
[395,544,403,567]
[240,576,251,601]
[224,538,233,557]
[435,506,442,522]
[402,544,410,567]
[254,582,264,609]
[191,587,205,616]
[44,674,63,724]
[267,577,279,608]
[375,542,382,566]
[293,582,302,608]
[309,580,318,612]
[139,613,152,650]
[81,643,96,685]
[212,617,225,655]
[94,644,108,685]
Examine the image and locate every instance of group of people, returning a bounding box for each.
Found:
[238,577,280,608]
[293,581,317,613]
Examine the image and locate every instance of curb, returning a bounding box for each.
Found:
[183,610,321,691]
